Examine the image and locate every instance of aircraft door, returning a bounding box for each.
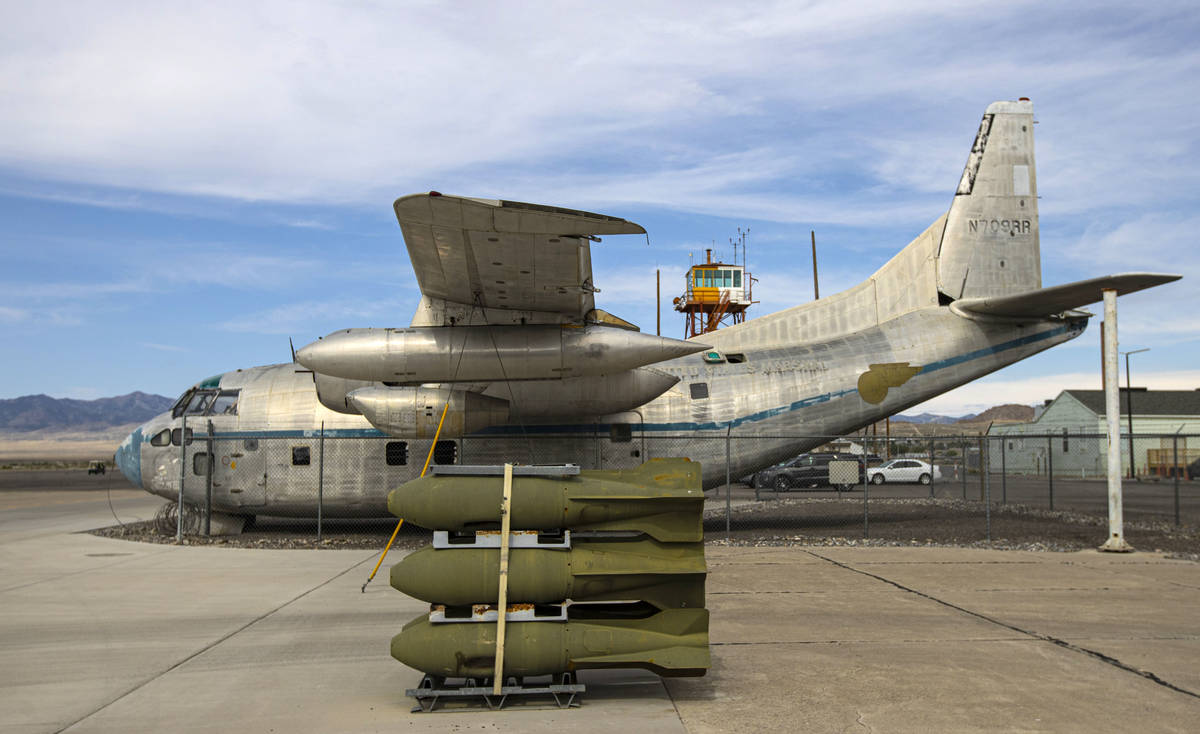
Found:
[212,436,268,508]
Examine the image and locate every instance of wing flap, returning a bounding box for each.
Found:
[953,273,1181,318]
[395,193,645,318]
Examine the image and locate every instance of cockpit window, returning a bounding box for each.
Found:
[150,429,171,447]
[171,389,194,418]
[209,390,239,416]
[184,390,215,415]
[172,387,237,418]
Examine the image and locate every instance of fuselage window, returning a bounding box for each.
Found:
[170,427,194,446]
[292,446,311,466]
[386,441,409,466]
[192,452,211,476]
[725,353,746,364]
[209,390,239,416]
[150,429,171,447]
[433,440,457,465]
[243,438,259,451]
[690,382,709,400]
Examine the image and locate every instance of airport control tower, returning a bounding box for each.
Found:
[673,246,755,339]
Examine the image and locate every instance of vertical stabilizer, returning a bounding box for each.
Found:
[937,99,1040,301]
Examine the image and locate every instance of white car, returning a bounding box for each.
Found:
[866,459,940,485]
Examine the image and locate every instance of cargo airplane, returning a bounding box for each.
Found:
[116,99,1179,531]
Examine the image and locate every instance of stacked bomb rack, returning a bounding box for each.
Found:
[388,458,710,711]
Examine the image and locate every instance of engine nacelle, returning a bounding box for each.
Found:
[296,325,706,384]
[347,386,510,438]
[313,372,375,414]
[494,368,679,420]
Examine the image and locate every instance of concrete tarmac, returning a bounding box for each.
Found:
[1,488,1198,732]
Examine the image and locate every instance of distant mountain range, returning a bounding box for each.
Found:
[894,412,970,424]
[0,392,173,432]
[896,403,1035,425]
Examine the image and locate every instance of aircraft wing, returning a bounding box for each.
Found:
[394,192,645,319]
[953,273,1181,318]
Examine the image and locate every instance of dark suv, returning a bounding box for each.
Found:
[751,453,863,490]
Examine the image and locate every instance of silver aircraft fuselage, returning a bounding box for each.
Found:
[115,306,1086,516]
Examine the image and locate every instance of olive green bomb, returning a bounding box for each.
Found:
[387,458,704,542]
[390,538,705,610]
[392,607,710,678]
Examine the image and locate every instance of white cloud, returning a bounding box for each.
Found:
[139,342,188,353]
[1,0,1196,224]
[218,298,415,336]
[0,306,28,323]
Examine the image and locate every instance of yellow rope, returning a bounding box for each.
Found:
[361,399,451,592]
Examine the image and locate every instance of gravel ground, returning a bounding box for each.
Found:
[88,497,1200,560]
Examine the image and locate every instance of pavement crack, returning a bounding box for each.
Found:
[803,549,1200,701]
[55,551,379,733]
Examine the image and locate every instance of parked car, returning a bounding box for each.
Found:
[866,458,940,485]
[752,452,863,491]
[87,461,106,475]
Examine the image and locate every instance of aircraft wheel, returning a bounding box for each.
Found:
[918,473,931,485]
[871,474,885,485]
[774,475,792,491]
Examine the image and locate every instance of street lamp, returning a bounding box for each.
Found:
[1120,347,1150,479]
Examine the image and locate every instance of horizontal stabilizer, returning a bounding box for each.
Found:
[952,273,1181,318]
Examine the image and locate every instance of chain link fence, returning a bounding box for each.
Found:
[157,428,1199,549]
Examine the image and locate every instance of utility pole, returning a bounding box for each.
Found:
[1101,290,1132,552]
[656,268,661,336]
[1121,347,1149,479]
[811,230,820,300]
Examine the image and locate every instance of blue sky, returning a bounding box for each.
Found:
[2,1,1198,415]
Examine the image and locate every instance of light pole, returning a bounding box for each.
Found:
[1120,347,1149,479]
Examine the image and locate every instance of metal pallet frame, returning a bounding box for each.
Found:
[406,672,584,712]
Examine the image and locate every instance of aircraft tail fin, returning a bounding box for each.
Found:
[936,99,1040,301]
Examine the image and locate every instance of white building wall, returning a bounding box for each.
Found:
[990,395,1200,477]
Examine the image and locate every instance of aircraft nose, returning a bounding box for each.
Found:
[115,426,143,488]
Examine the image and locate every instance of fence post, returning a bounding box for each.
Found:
[725,425,731,542]
[929,439,935,498]
[177,414,187,542]
[1001,436,1007,504]
[984,438,991,542]
[863,460,871,540]
[317,422,325,541]
[205,420,214,536]
[977,436,984,501]
[1173,433,1181,527]
[1047,435,1054,511]
[961,437,967,500]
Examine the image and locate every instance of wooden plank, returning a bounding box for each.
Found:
[493,463,514,695]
